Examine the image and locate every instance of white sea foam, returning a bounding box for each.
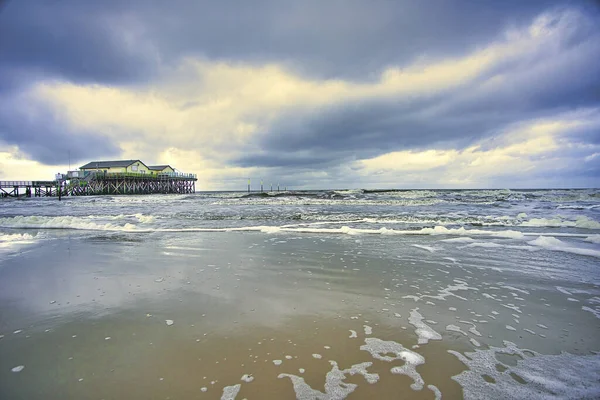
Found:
[521,215,600,229]
[501,286,530,295]
[0,232,38,252]
[0,232,35,242]
[241,374,254,383]
[11,365,25,373]
[446,324,468,336]
[349,330,358,338]
[441,237,476,243]
[6,215,592,242]
[411,244,438,252]
[360,338,425,390]
[449,341,600,400]
[409,309,442,345]
[584,235,600,244]
[220,384,241,400]
[417,279,478,302]
[463,242,504,248]
[428,384,442,399]
[556,286,571,295]
[134,214,155,224]
[0,215,143,232]
[528,236,600,258]
[582,306,600,319]
[279,360,378,399]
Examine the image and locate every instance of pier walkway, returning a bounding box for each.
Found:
[1,181,60,197]
[1,172,196,198]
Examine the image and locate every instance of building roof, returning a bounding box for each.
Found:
[80,160,142,169]
[147,165,173,171]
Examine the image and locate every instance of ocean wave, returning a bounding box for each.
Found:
[2,215,600,250]
[0,215,142,232]
[211,197,443,207]
[585,235,600,244]
[528,236,600,258]
[0,232,36,242]
[520,216,600,229]
[0,232,39,252]
[557,204,600,210]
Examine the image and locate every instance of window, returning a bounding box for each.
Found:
[132,165,138,171]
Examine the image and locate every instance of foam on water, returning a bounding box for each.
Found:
[582,306,600,319]
[449,341,600,400]
[0,232,35,242]
[360,338,425,390]
[521,216,600,230]
[408,308,442,345]
[279,360,378,399]
[446,324,468,336]
[0,232,38,252]
[0,215,142,232]
[528,236,600,258]
[416,279,478,302]
[428,384,442,399]
[441,237,476,243]
[411,244,438,252]
[220,384,241,400]
[584,235,600,244]
[6,215,596,243]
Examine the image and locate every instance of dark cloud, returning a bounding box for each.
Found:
[0,0,159,87]
[0,101,120,165]
[0,0,573,86]
[231,9,600,170]
[0,0,599,188]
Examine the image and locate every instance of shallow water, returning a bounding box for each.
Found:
[1,189,599,399]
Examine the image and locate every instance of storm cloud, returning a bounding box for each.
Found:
[0,0,599,188]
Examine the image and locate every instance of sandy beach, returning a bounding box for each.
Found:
[1,191,599,398]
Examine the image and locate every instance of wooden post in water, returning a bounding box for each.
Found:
[261,180,263,193]
[248,179,250,193]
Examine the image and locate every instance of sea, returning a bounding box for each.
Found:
[0,188,599,399]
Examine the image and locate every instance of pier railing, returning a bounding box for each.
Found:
[0,181,32,187]
[84,171,197,180]
[1,180,57,187]
[2,173,196,198]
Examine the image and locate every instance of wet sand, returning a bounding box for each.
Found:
[1,231,599,399]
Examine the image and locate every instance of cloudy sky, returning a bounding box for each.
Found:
[0,0,599,189]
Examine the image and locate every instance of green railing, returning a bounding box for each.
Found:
[84,171,197,180]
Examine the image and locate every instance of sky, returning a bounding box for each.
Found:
[0,0,599,190]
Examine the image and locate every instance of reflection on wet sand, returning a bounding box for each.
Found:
[1,231,599,399]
